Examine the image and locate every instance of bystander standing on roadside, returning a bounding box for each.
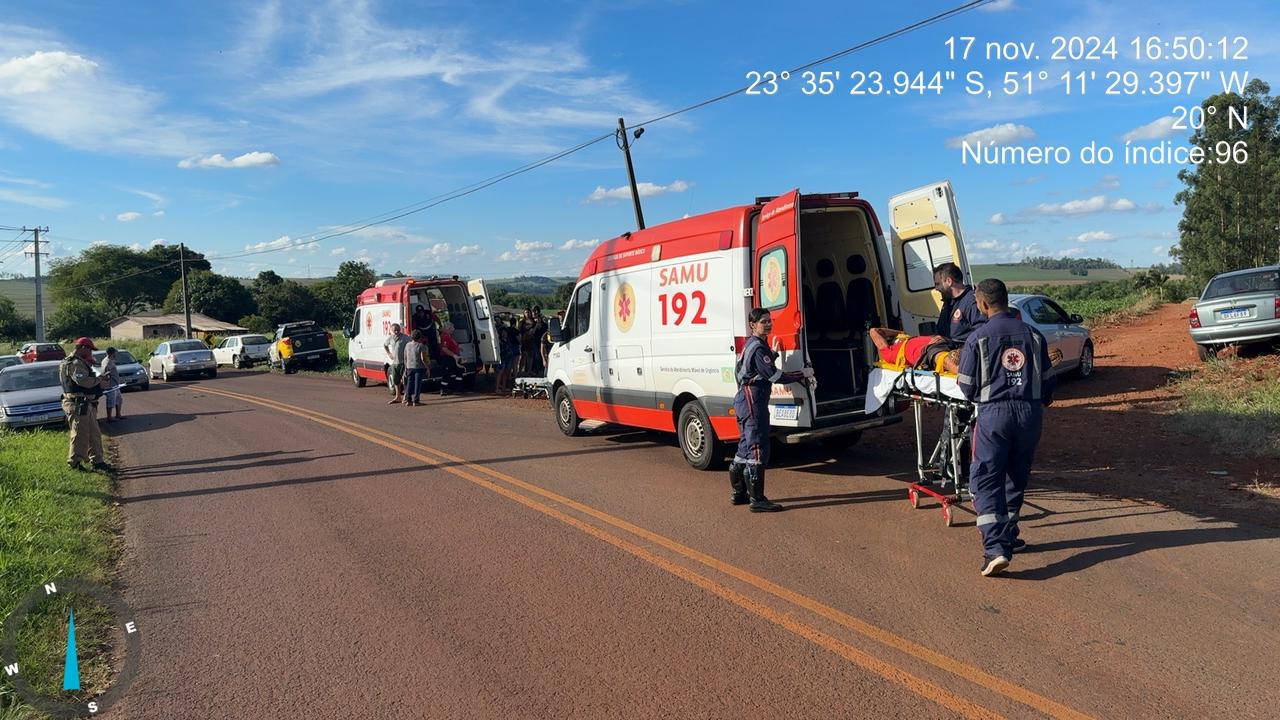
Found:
[100,347,124,422]
[384,323,408,404]
[403,329,430,406]
[518,308,537,376]
[496,316,519,394]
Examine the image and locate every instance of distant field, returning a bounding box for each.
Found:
[0,277,54,317]
[971,265,1134,286]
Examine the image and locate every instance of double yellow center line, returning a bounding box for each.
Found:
[192,384,1091,720]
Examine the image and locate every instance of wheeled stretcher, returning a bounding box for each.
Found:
[513,376,550,399]
[864,364,976,526]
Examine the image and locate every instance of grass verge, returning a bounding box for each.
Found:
[1171,355,1280,466]
[0,429,120,715]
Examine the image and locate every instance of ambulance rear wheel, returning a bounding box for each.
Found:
[555,386,582,437]
[678,401,724,471]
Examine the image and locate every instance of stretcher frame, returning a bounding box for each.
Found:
[513,376,550,399]
[886,369,976,526]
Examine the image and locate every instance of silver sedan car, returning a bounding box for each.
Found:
[1008,294,1094,379]
[1189,265,1280,360]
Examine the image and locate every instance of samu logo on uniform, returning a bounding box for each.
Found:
[1001,348,1027,372]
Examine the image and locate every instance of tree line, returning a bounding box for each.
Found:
[0,242,380,340]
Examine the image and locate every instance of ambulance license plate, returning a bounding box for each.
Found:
[773,405,798,421]
[1220,307,1249,320]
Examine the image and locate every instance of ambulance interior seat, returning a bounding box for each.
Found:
[845,254,879,333]
[813,258,846,345]
[802,270,817,342]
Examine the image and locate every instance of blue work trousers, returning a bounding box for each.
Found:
[733,386,771,466]
[404,368,425,404]
[970,401,1042,558]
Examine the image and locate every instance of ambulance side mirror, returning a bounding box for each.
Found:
[341,328,352,339]
[549,318,563,343]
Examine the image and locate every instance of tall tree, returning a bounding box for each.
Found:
[47,245,167,317]
[46,299,114,340]
[162,271,257,322]
[144,244,211,307]
[1175,78,1280,283]
[0,295,34,341]
[253,280,320,327]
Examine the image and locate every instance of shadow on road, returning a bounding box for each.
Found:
[1007,524,1275,580]
[122,452,355,480]
[105,409,252,435]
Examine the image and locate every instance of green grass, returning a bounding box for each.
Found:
[0,279,54,320]
[973,265,1133,284]
[0,429,120,713]
[1173,356,1280,458]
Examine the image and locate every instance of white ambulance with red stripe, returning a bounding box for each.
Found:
[545,182,971,469]
[344,276,500,389]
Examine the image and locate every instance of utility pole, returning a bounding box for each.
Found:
[179,242,192,339]
[23,226,49,342]
[616,117,645,230]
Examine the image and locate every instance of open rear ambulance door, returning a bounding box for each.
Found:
[467,278,501,365]
[887,181,972,334]
[754,190,814,421]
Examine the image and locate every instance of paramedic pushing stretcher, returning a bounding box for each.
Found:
[957,279,1055,577]
[728,308,814,512]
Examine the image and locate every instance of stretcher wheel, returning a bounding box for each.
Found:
[908,488,920,509]
[942,504,954,527]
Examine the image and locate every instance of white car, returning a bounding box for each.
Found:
[1008,294,1094,379]
[212,334,272,368]
[148,339,217,381]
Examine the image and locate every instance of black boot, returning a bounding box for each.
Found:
[745,465,783,513]
[728,462,749,505]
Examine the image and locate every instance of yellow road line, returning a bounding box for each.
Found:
[193,384,1092,720]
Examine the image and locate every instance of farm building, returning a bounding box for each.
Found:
[108,313,247,340]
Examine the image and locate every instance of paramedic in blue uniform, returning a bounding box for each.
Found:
[728,308,814,513]
[931,262,986,487]
[956,279,1055,577]
[933,262,985,342]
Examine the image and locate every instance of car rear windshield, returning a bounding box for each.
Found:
[170,341,208,352]
[0,365,60,392]
[242,335,270,345]
[1204,270,1280,300]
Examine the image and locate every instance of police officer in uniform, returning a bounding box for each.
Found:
[956,279,1054,577]
[727,308,814,512]
[60,337,112,472]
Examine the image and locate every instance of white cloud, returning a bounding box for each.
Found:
[1122,117,1179,142]
[330,247,347,256]
[498,238,554,263]
[1030,195,1140,217]
[0,172,51,189]
[585,180,691,203]
[116,211,142,222]
[455,244,482,256]
[1054,248,1085,258]
[945,123,1035,150]
[1153,245,1168,257]
[980,0,1016,10]
[560,238,600,251]
[988,212,1032,226]
[965,237,1043,263]
[0,37,229,158]
[150,238,165,247]
[178,151,280,169]
[125,188,166,207]
[153,210,165,218]
[1072,231,1117,243]
[0,187,68,209]
[243,235,317,254]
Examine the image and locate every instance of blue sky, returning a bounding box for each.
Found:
[1,0,1278,279]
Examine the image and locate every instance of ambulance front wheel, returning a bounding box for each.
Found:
[677,401,724,471]
[555,386,583,437]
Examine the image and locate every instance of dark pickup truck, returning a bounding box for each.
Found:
[269,321,338,374]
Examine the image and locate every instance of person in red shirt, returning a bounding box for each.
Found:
[869,327,960,373]
[437,322,464,396]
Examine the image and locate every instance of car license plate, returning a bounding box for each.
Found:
[774,405,798,421]
[1220,307,1249,320]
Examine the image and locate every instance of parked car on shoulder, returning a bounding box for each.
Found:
[212,334,272,368]
[0,360,66,429]
[1008,294,1094,379]
[92,349,149,391]
[1189,265,1280,360]
[148,339,216,381]
[0,354,20,370]
[18,342,66,363]
[269,321,337,374]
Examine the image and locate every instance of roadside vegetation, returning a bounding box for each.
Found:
[0,430,119,716]
[1172,354,1280,464]
[1009,274,1198,326]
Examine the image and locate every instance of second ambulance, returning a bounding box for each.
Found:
[546,182,971,469]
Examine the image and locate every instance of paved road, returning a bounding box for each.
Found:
[105,370,1280,719]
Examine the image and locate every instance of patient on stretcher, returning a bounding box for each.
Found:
[868,328,961,375]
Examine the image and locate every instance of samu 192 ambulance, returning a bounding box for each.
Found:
[545,182,971,469]
[344,276,501,389]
